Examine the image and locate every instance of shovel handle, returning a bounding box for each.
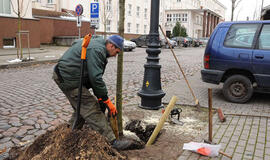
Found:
[81,34,92,60]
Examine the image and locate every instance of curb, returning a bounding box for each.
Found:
[0,59,58,69]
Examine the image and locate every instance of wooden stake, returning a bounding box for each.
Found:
[146,96,178,146]
[208,88,213,142]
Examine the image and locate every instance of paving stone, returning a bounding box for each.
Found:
[21,135,35,141]
[27,129,38,134]
[15,129,27,137]
[235,146,245,153]
[253,156,263,160]
[41,124,50,129]
[35,124,40,129]
[10,122,23,127]
[2,131,13,137]
[0,141,14,149]
[0,124,11,130]
[34,130,46,136]
[0,133,3,139]
[254,149,264,158]
[20,125,34,130]
[37,119,45,124]
[232,152,243,160]
[0,137,11,143]
[22,119,35,125]
[11,138,21,145]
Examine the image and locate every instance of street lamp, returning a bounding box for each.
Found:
[138,0,165,110]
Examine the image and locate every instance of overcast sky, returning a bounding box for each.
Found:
[218,0,270,21]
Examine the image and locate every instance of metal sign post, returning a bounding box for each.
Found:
[75,4,83,39]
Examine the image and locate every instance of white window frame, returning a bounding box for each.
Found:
[182,13,187,22]
[106,0,112,12]
[3,38,16,49]
[167,14,172,22]
[136,6,140,18]
[48,0,53,4]
[0,0,11,15]
[128,4,132,16]
[106,20,111,32]
[144,25,147,34]
[136,24,140,34]
[127,23,131,33]
[144,8,147,19]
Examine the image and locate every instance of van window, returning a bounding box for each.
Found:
[258,24,270,50]
[224,24,258,49]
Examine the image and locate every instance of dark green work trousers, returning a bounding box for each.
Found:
[52,72,115,142]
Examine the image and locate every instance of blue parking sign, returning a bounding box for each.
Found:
[90,3,99,18]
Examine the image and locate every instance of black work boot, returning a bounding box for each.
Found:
[111,139,133,150]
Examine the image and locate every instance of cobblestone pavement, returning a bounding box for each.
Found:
[0,47,203,159]
[1,46,269,159]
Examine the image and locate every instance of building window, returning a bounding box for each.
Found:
[167,14,172,22]
[128,4,132,16]
[0,0,11,14]
[171,13,182,22]
[106,20,111,32]
[144,8,147,19]
[3,38,15,49]
[48,0,53,4]
[182,13,187,22]
[106,0,112,12]
[127,23,131,33]
[136,6,140,18]
[136,24,140,34]
[177,0,181,2]
[144,25,147,34]
[36,0,41,2]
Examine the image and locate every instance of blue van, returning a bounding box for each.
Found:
[201,21,270,103]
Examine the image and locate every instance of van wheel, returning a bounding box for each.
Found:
[222,75,253,103]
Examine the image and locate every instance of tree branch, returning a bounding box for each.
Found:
[235,0,243,9]
[10,0,19,15]
[22,0,31,17]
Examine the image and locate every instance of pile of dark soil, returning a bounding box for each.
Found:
[6,124,126,160]
[125,120,158,143]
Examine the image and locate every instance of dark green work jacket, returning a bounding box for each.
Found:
[57,36,109,98]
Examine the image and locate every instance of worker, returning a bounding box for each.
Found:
[52,35,132,150]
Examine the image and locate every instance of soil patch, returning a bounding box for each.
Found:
[122,104,213,159]
[5,124,126,160]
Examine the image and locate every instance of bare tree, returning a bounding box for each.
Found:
[100,0,113,39]
[231,0,243,21]
[10,0,31,59]
[116,0,125,136]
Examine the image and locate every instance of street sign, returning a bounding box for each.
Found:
[75,4,83,16]
[90,2,99,29]
[90,3,99,18]
[77,16,81,27]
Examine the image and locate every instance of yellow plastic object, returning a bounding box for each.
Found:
[81,34,92,60]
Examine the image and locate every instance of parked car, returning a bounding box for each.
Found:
[130,35,149,47]
[192,38,202,47]
[201,21,270,103]
[199,37,209,46]
[124,39,136,51]
[171,37,189,47]
[160,38,177,48]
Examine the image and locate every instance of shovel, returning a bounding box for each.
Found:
[72,34,92,130]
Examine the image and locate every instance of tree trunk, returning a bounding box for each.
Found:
[231,0,235,21]
[116,0,125,137]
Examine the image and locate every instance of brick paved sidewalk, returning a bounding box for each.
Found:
[162,72,270,160]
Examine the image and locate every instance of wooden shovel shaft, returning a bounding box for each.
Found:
[110,116,119,139]
[159,25,198,104]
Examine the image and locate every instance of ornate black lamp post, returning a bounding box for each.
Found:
[138,0,165,110]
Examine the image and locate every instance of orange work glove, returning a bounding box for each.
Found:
[102,98,117,117]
